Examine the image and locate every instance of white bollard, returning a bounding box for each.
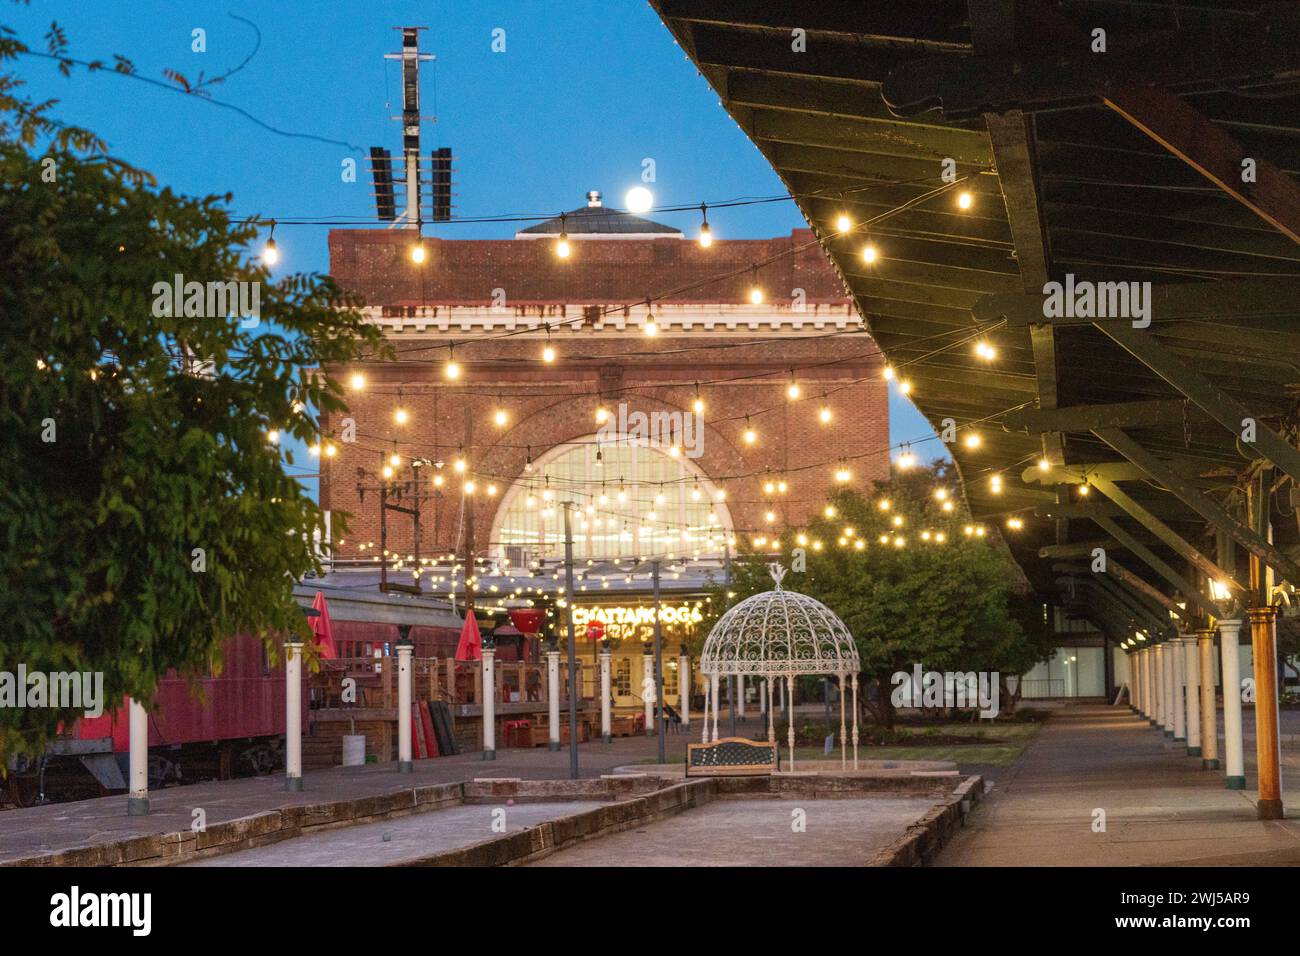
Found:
[1199,630,1219,770]
[482,643,496,760]
[1173,635,1187,741]
[599,645,612,743]
[128,696,149,815]
[1184,636,1201,756]
[678,652,690,728]
[284,641,303,792]
[397,642,413,772]
[548,647,562,751]
[1219,620,1245,789]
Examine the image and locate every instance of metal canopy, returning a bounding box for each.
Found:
[651,0,1300,633]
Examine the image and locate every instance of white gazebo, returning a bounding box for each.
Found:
[699,565,861,770]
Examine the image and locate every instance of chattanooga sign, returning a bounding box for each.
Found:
[573,603,704,643]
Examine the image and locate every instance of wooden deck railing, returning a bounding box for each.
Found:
[310,657,588,710]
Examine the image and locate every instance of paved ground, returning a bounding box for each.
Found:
[187,801,604,867]
[528,797,935,867]
[938,702,1300,866]
[0,723,720,865]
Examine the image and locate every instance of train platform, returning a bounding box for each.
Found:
[0,725,709,866]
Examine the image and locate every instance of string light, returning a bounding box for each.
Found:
[878,499,891,511]
[964,432,982,449]
[262,222,279,265]
[898,379,913,396]
[493,404,509,427]
[835,213,852,233]
[834,464,852,483]
[644,299,658,336]
[555,213,571,259]
[266,429,280,445]
[861,241,878,264]
[692,385,705,415]
[1038,457,1051,472]
[1006,517,1024,530]
[743,416,757,445]
[410,237,427,265]
[1078,482,1091,497]
[897,444,915,469]
[541,324,557,363]
[818,405,832,424]
[786,373,800,400]
[974,340,997,361]
[748,265,763,305]
[990,474,1003,494]
[595,405,610,425]
[445,343,461,380]
[882,365,895,381]
[934,488,948,502]
[698,204,712,248]
[348,371,366,390]
[957,190,973,211]
[394,406,409,425]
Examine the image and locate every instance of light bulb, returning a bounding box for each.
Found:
[262,238,279,265]
[824,505,836,519]
[743,425,757,445]
[957,190,973,210]
[749,286,763,305]
[898,379,912,395]
[494,408,508,427]
[1038,457,1051,472]
[882,365,895,381]
[266,429,280,445]
[445,359,460,380]
[786,381,800,400]
[410,240,427,264]
[819,406,832,424]
[542,344,556,363]
[349,372,365,390]
[698,222,712,247]
[644,315,658,336]
[862,243,877,264]
[693,396,705,414]
[835,213,852,233]
[394,407,409,425]
[555,237,571,259]
[308,443,320,457]
[964,432,981,449]
[390,453,401,467]
[595,406,609,424]
[453,458,466,473]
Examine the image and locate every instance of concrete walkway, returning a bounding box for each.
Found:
[938,703,1300,866]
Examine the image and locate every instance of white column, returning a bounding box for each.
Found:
[759,678,767,718]
[1133,651,1143,714]
[548,648,562,750]
[127,696,149,815]
[785,674,796,770]
[599,646,612,743]
[678,652,690,728]
[851,673,860,770]
[1183,636,1201,756]
[838,672,847,768]
[766,676,775,743]
[481,644,496,760]
[1199,630,1219,770]
[1164,639,1177,736]
[701,675,711,743]
[1219,620,1245,789]
[642,652,655,736]
[1156,643,1168,732]
[1173,635,1187,741]
[736,675,746,722]
[1143,647,1154,723]
[284,641,303,792]
[397,642,413,772]
[710,673,720,742]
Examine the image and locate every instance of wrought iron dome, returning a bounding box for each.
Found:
[700,565,860,677]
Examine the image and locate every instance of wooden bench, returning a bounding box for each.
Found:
[686,737,779,776]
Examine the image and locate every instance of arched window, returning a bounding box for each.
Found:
[491,439,732,563]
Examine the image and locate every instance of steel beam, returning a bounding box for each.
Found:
[1097,323,1300,486]
[1094,427,1300,586]
[1003,400,1203,435]
[1104,86,1300,246]
[1091,515,1220,622]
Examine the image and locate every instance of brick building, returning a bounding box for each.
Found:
[319,192,890,572]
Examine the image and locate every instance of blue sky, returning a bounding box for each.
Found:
[7,0,944,492]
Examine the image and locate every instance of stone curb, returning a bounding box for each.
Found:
[864,775,986,867]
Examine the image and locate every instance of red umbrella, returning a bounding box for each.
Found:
[309,591,338,660]
[454,613,483,661]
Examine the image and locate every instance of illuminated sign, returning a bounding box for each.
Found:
[573,603,704,643]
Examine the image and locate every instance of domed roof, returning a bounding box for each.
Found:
[700,565,860,676]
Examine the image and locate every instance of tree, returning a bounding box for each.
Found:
[703,463,1051,727]
[0,43,386,756]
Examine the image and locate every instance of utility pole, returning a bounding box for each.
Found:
[384,27,433,232]
[463,405,475,619]
[563,502,580,779]
[652,559,666,764]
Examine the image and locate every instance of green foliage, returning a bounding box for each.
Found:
[704,464,1051,701]
[0,82,386,755]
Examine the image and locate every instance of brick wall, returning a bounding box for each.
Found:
[321,230,890,559]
